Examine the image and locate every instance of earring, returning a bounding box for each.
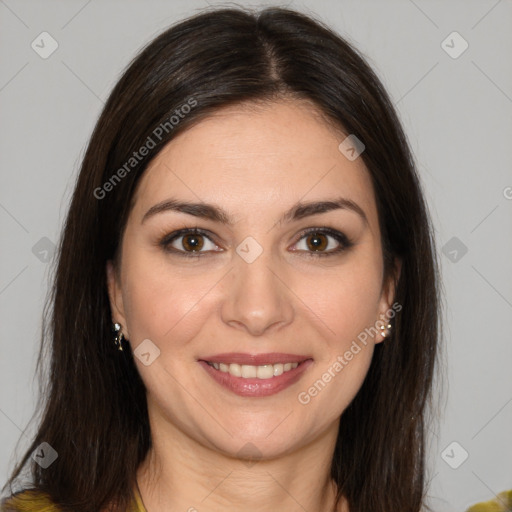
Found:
[379,322,392,338]
[113,322,125,351]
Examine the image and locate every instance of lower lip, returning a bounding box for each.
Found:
[198,359,313,397]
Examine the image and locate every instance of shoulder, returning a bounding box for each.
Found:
[0,489,60,512]
[1,486,144,512]
[466,489,512,511]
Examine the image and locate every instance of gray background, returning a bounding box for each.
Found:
[1,0,511,510]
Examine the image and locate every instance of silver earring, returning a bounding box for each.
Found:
[113,322,125,351]
[379,322,392,338]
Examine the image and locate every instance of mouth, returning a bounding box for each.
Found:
[198,353,313,397]
[205,360,303,379]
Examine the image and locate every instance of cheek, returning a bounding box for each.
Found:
[293,257,383,342]
[324,347,374,417]
[296,258,383,413]
[121,250,219,347]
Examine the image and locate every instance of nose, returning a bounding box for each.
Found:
[221,243,294,337]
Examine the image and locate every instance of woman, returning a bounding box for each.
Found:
[1,6,441,512]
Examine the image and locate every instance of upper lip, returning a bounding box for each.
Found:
[199,352,313,365]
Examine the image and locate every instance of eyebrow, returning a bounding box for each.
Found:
[141,196,368,226]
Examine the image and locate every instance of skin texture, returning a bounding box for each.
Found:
[107,100,401,512]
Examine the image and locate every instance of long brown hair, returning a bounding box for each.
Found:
[1,6,442,512]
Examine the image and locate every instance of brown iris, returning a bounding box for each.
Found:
[305,232,328,251]
[182,234,204,252]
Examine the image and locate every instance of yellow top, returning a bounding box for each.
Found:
[3,487,511,511]
[465,490,512,512]
[134,484,147,512]
[0,485,147,512]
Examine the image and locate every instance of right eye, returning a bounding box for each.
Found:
[159,228,222,257]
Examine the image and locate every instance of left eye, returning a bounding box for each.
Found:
[163,230,219,254]
[292,229,351,256]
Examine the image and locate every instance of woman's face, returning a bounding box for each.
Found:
[107,100,399,460]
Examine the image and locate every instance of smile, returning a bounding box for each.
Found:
[206,361,300,379]
[198,354,314,397]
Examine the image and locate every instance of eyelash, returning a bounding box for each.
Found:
[158,227,354,259]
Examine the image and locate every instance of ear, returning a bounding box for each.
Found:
[375,257,402,344]
[106,260,129,339]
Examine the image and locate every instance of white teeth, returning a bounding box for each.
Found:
[208,361,300,379]
[241,365,257,378]
[273,363,284,376]
[257,364,274,379]
[229,363,241,377]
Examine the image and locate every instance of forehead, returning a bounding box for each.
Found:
[131,100,378,229]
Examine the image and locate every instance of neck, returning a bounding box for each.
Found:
[135,417,347,512]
